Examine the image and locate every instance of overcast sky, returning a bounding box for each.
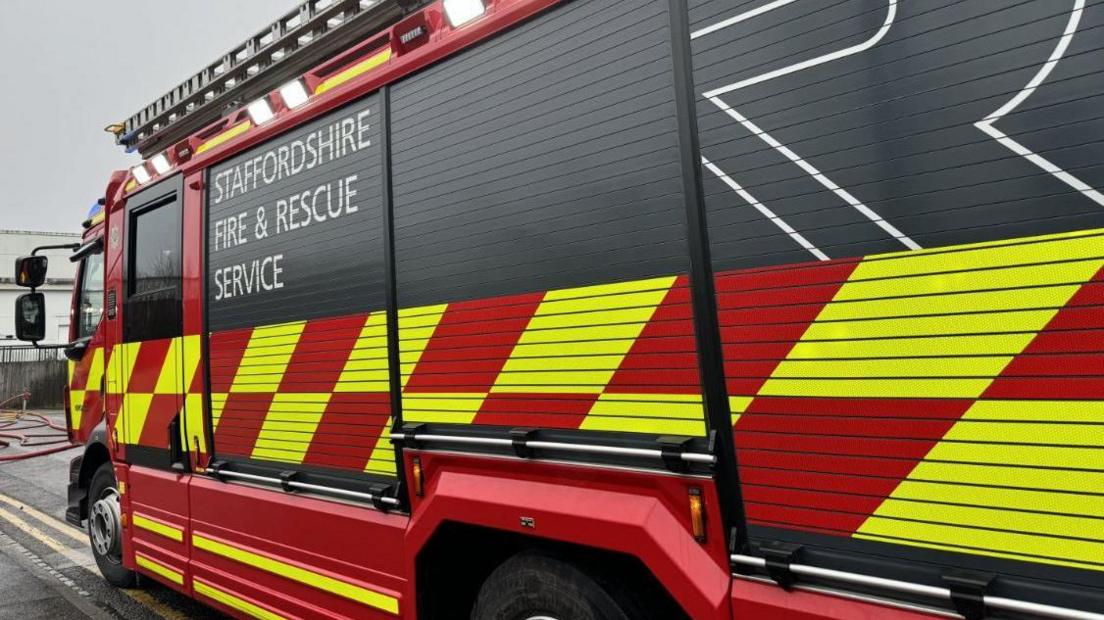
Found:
[0,1,296,233]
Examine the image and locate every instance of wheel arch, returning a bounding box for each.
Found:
[75,429,111,521]
[403,453,732,620]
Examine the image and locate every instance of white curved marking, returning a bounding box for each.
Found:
[709,97,920,250]
[691,0,800,40]
[701,0,917,250]
[975,0,1104,207]
[704,0,897,99]
[702,156,830,261]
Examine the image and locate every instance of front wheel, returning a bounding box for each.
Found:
[471,552,632,620]
[87,463,136,587]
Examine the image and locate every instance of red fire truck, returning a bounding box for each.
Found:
[12,0,1104,617]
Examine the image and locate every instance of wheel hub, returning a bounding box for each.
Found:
[89,490,122,560]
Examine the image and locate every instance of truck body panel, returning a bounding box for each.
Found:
[46,0,1103,617]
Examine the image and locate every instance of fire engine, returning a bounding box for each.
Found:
[11,0,1104,618]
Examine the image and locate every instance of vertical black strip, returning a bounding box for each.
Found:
[380,85,410,508]
[201,169,218,463]
[667,0,749,553]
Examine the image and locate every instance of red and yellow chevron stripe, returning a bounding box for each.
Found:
[106,224,1102,575]
[723,228,1104,573]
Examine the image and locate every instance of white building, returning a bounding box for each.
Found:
[0,229,82,345]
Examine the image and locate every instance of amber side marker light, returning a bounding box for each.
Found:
[412,457,424,497]
[689,488,706,543]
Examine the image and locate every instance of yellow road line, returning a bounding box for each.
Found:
[0,492,87,543]
[122,590,195,620]
[0,493,187,620]
[0,506,88,561]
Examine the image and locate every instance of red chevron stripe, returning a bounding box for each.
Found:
[280,314,366,393]
[472,393,598,429]
[735,396,972,536]
[126,339,173,393]
[301,392,392,470]
[606,275,699,394]
[212,393,275,458]
[137,394,184,446]
[984,266,1104,399]
[208,327,253,393]
[404,292,543,393]
[715,259,860,396]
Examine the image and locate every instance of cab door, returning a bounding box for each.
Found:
[67,240,106,443]
[113,176,192,593]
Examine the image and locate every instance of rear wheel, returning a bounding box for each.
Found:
[87,463,136,587]
[471,551,634,620]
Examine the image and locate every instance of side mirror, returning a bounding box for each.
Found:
[15,255,48,288]
[15,293,46,342]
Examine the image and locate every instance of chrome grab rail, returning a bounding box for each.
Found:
[389,432,716,465]
[202,467,400,507]
[731,554,1104,620]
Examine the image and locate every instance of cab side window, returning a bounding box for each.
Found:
[124,194,182,342]
[74,251,104,340]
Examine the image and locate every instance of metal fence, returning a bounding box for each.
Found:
[0,346,67,409]
[0,345,67,363]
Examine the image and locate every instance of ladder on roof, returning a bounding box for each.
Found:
[111,0,417,158]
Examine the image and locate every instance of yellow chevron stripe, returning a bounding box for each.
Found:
[365,416,396,475]
[135,553,184,586]
[402,393,486,425]
[132,513,184,542]
[492,277,674,394]
[193,579,287,620]
[398,305,448,389]
[85,346,105,389]
[210,393,228,432]
[581,393,705,436]
[729,396,753,427]
[232,322,306,393]
[153,337,183,395]
[193,533,399,614]
[180,334,202,392]
[760,233,1104,399]
[69,347,103,430]
[121,393,154,444]
[855,229,1103,277]
[858,397,1104,572]
[108,342,141,393]
[336,312,390,393]
[183,393,207,454]
[251,393,331,464]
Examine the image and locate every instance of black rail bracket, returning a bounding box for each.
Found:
[657,435,693,472]
[509,428,538,458]
[761,541,803,590]
[398,423,428,449]
[278,470,298,493]
[370,483,396,512]
[207,460,229,482]
[943,570,995,620]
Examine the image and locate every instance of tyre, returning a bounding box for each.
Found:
[87,462,137,587]
[471,551,633,620]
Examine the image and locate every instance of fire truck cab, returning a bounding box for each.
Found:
[13,0,1104,618]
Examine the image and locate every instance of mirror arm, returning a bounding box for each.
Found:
[70,237,104,263]
[31,242,81,257]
